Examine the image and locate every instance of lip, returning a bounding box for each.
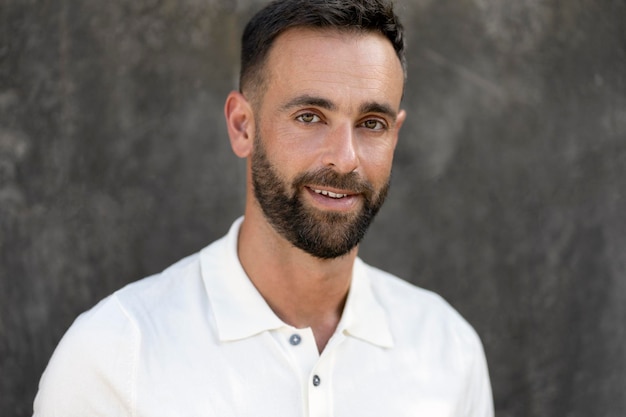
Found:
[304,186,361,211]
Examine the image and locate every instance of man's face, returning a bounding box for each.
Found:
[252,131,388,259]
[249,28,406,259]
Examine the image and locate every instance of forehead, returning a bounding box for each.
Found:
[262,27,405,110]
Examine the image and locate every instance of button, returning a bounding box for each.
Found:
[312,375,321,386]
[289,334,302,346]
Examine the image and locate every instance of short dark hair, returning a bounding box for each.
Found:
[240,0,406,98]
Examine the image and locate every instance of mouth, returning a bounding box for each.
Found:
[311,188,349,199]
[304,186,360,212]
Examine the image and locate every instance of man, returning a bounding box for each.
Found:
[34,0,493,416]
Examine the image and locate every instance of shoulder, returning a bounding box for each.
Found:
[357,261,494,416]
[113,252,203,316]
[33,252,204,415]
[33,292,138,414]
[361,261,483,352]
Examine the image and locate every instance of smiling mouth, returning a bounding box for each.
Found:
[310,187,350,199]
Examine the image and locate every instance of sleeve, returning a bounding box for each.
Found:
[462,334,494,417]
[33,294,139,417]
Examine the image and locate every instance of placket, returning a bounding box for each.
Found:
[272,327,347,417]
[307,331,347,417]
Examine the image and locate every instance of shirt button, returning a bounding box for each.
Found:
[289,334,302,346]
[312,375,321,386]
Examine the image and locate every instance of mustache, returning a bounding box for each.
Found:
[292,167,375,196]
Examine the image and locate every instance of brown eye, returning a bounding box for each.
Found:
[362,119,385,130]
[296,113,321,123]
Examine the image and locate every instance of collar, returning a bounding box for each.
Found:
[338,258,394,348]
[200,217,394,348]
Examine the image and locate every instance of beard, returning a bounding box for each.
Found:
[251,133,390,259]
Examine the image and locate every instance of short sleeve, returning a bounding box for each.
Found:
[463,335,494,417]
[33,295,138,417]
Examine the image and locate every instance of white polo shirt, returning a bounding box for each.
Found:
[34,217,493,417]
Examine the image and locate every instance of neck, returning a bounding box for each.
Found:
[237,209,356,352]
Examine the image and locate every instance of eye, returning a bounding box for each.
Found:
[361,119,386,131]
[296,113,322,123]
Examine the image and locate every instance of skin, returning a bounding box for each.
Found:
[224,27,406,352]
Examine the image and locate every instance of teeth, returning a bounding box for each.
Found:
[313,189,348,199]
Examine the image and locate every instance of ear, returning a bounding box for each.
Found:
[391,109,407,149]
[224,91,255,158]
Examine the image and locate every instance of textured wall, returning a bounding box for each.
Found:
[1,0,625,416]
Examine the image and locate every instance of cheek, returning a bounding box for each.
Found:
[358,142,395,182]
[261,123,325,169]
[257,127,310,180]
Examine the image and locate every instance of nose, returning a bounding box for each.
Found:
[321,123,359,173]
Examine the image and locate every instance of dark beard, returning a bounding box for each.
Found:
[251,135,389,259]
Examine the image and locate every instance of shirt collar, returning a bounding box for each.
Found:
[200,217,285,342]
[200,217,394,348]
[338,258,394,348]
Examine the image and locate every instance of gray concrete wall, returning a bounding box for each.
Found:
[1,0,625,416]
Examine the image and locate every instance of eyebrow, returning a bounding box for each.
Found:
[359,101,398,120]
[279,94,398,120]
[279,95,337,112]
